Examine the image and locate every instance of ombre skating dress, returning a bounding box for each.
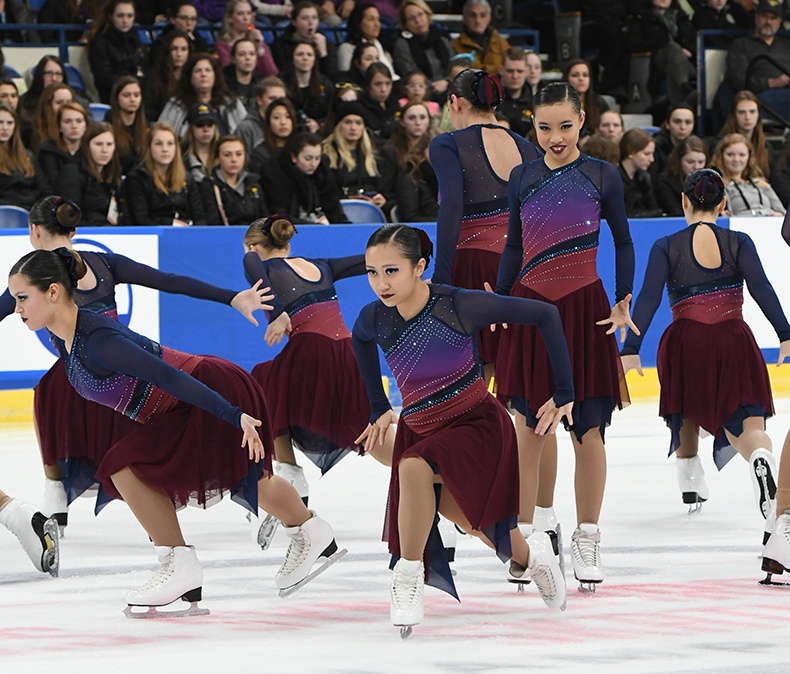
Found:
[1,251,243,508]
[496,154,635,441]
[622,223,790,469]
[244,253,371,473]
[430,125,541,364]
[352,284,573,597]
[52,310,271,512]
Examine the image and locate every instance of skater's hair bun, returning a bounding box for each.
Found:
[10,247,87,298]
[448,69,503,109]
[683,168,725,209]
[245,215,297,250]
[366,224,433,268]
[534,82,582,116]
[29,195,81,235]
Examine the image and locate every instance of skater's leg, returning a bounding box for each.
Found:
[110,467,184,546]
[570,428,606,526]
[676,419,700,458]
[367,423,396,467]
[536,434,557,509]
[257,474,310,527]
[727,417,777,518]
[0,489,8,508]
[675,419,708,506]
[0,491,59,575]
[33,405,61,480]
[514,411,549,524]
[725,416,773,458]
[274,433,297,465]
[483,363,495,389]
[398,456,440,560]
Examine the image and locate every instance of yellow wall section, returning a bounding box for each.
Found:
[0,389,35,423]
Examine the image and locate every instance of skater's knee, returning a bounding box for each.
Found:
[398,456,433,482]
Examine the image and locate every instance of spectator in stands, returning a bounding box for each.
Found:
[109,76,148,175]
[317,0,353,27]
[159,53,248,137]
[200,135,268,224]
[579,0,629,99]
[282,40,333,133]
[37,0,100,43]
[181,103,219,183]
[437,55,472,132]
[20,57,70,126]
[192,0,227,22]
[650,102,695,177]
[38,102,88,187]
[451,0,509,75]
[692,0,752,48]
[360,62,399,142]
[148,2,208,67]
[56,122,124,226]
[712,132,785,215]
[261,131,348,223]
[249,98,297,174]
[655,134,708,216]
[393,0,454,97]
[87,0,145,103]
[125,122,206,225]
[0,0,37,43]
[717,90,775,179]
[145,30,193,121]
[627,0,697,106]
[498,47,541,138]
[725,0,790,123]
[0,104,50,209]
[223,37,263,114]
[235,76,289,155]
[134,0,169,24]
[322,100,396,216]
[580,133,620,165]
[0,78,19,112]
[32,84,75,152]
[389,101,438,222]
[770,140,790,207]
[618,127,663,218]
[217,1,277,77]
[337,4,398,79]
[398,71,440,117]
[272,1,338,80]
[562,58,608,138]
[335,43,379,89]
[249,0,294,22]
[595,109,625,144]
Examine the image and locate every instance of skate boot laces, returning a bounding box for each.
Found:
[278,529,311,578]
[391,565,422,609]
[136,550,175,593]
[529,559,558,600]
[572,527,600,570]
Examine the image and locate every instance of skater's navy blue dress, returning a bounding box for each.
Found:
[430,125,540,364]
[243,252,371,473]
[622,223,790,468]
[353,284,574,597]
[495,153,635,441]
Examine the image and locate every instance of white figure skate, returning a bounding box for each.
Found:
[437,514,457,565]
[0,499,59,576]
[571,523,604,593]
[43,478,68,536]
[676,455,709,513]
[506,523,534,592]
[257,462,311,550]
[749,449,777,519]
[761,512,790,587]
[534,505,564,575]
[390,558,424,639]
[275,512,346,597]
[124,545,209,618]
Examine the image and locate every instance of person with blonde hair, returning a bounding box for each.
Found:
[125,122,206,225]
[718,90,774,180]
[217,1,277,77]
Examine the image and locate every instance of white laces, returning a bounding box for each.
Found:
[572,531,600,568]
[391,567,421,608]
[279,530,310,576]
[137,551,174,592]
[530,563,558,600]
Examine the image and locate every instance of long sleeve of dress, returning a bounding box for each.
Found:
[242,251,285,320]
[85,329,243,428]
[600,161,636,302]
[0,288,13,321]
[783,209,790,246]
[326,254,367,281]
[429,134,464,285]
[352,303,392,423]
[452,288,574,406]
[620,239,670,356]
[495,168,525,295]
[737,233,790,341]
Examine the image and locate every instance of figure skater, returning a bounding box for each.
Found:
[0,489,58,576]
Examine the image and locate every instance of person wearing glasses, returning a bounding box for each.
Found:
[149,2,209,68]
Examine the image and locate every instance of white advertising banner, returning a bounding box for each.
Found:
[0,233,159,373]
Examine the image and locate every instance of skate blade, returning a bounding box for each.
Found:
[257,514,281,551]
[41,518,60,578]
[759,574,790,587]
[687,502,704,515]
[278,548,348,598]
[399,626,413,639]
[577,581,601,594]
[123,602,210,619]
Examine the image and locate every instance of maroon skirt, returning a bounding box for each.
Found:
[251,333,370,473]
[91,356,273,513]
[385,394,518,595]
[451,248,501,365]
[496,279,629,441]
[657,318,773,467]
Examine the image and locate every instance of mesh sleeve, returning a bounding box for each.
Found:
[242,252,284,320]
[352,304,393,423]
[737,233,790,341]
[495,167,524,295]
[783,211,790,247]
[621,239,670,356]
[0,288,13,322]
[430,134,464,285]
[326,254,367,281]
[600,161,636,303]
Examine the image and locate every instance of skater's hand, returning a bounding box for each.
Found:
[355,409,398,454]
[621,354,643,376]
[264,312,292,346]
[596,294,639,343]
[240,413,265,461]
[231,280,274,326]
[779,340,790,366]
[535,398,573,435]
[483,282,508,332]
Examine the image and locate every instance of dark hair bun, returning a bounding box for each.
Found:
[414,227,433,261]
[683,168,725,209]
[470,71,503,109]
[256,214,297,248]
[52,197,81,232]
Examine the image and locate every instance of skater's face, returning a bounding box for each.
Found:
[9,274,59,332]
[365,243,426,308]
[533,101,584,168]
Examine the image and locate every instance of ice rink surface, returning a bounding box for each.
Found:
[2,399,790,674]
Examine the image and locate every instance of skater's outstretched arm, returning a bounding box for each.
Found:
[599,160,635,303]
[495,167,526,295]
[429,134,464,285]
[243,251,286,320]
[326,254,367,281]
[0,288,13,322]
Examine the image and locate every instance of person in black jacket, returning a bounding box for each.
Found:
[56,122,125,226]
[200,135,268,225]
[654,134,708,216]
[87,0,145,103]
[38,101,88,187]
[359,62,399,143]
[261,132,347,224]
[0,0,38,43]
[282,40,334,133]
[147,2,209,68]
[124,122,206,225]
[618,127,664,218]
[692,0,752,47]
[0,104,50,209]
[36,0,101,42]
[271,1,338,80]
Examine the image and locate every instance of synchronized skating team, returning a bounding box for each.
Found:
[2,74,790,636]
